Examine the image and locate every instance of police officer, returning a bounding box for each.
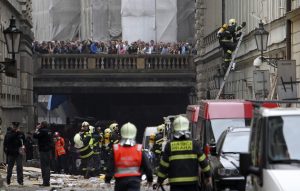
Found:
[4,122,25,185]
[157,116,212,191]
[217,18,246,73]
[105,122,153,191]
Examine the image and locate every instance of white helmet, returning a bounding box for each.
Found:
[173,116,189,132]
[82,121,89,127]
[104,128,112,135]
[121,122,137,139]
[229,18,237,26]
[109,123,119,132]
[89,126,95,134]
[157,124,165,133]
[74,133,83,148]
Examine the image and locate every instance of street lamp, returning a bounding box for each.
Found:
[188,88,197,104]
[254,20,269,61]
[0,16,22,77]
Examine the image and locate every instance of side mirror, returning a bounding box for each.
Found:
[210,144,217,156]
[239,153,252,176]
[240,153,260,176]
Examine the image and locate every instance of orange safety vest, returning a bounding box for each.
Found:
[55,137,66,157]
[113,144,142,178]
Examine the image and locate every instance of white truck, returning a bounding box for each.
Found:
[240,105,300,191]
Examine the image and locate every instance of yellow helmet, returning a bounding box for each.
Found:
[120,122,137,139]
[82,121,89,127]
[104,128,112,135]
[157,124,165,133]
[173,116,189,132]
[109,123,119,132]
[229,18,237,26]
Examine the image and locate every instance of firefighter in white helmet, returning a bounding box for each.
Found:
[109,122,121,144]
[74,121,94,178]
[105,122,153,191]
[156,116,212,191]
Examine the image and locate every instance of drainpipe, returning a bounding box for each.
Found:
[286,0,291,60]
[222,0,225,24]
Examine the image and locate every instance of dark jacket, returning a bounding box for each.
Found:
[157,138,211,185]
[33,127,53,152]
[4,130,25,156]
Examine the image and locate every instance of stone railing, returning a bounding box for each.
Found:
[34,54,194,72]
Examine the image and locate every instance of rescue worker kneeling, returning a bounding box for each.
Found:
[105,122,153,191]
[156,116,212,191]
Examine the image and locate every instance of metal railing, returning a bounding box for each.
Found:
[34,54,194,72]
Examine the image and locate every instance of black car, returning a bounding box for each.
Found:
[209,127,250,191]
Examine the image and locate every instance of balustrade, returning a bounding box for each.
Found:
[35,54,193,72]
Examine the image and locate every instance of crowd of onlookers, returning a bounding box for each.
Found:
[32,39,197,55]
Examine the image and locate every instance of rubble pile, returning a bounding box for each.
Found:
[0,166,164,191]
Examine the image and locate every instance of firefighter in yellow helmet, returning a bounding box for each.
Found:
[105,122,153,191]
[217,18,246,73]
[102,128,113,172]
[74,121,94,178]
[109,122,121,144]
[152,124,165,171]
[156,116,212,191]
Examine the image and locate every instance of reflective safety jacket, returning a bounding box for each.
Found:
[157,139,211,185]
[55,137,66,157]
[152,132,164,155]
[79,132,94,159]
[113,144,143,178]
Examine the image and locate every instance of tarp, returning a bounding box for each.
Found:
[32,0,194,42]
[121,0,177,43]
[47,95,67,111]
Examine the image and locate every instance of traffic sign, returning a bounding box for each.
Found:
[277,60,297,100]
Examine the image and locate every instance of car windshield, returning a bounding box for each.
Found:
[222,131,250,153]
[268,116,300,162]
[210,119,247,142]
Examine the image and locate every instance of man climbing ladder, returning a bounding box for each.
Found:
[217,19,246,73]
[216,19,246,99]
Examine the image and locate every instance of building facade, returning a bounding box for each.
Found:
[195,0,300,101]
[0,0,34,162]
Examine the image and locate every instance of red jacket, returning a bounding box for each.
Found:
[113,144,142,178]
[55,137,66,157]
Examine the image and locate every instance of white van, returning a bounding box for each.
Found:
[142,126,157,150]
[240,106,300,191]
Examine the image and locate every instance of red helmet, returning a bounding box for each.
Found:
[54,132,60,137]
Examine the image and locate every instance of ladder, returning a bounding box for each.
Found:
[216,31,245,99]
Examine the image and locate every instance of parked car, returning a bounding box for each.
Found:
[210,127,251,191]
[240,103,300,191]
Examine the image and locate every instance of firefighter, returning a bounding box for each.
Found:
[54,132,67,174]
[109,122,121,144]
[152,124,165,170]
[156,116,212,191]
[105,122,153,191]
[74,121,94,179]
[217,18,246,73]
[102,128,113,172]
[90,125,101,176]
